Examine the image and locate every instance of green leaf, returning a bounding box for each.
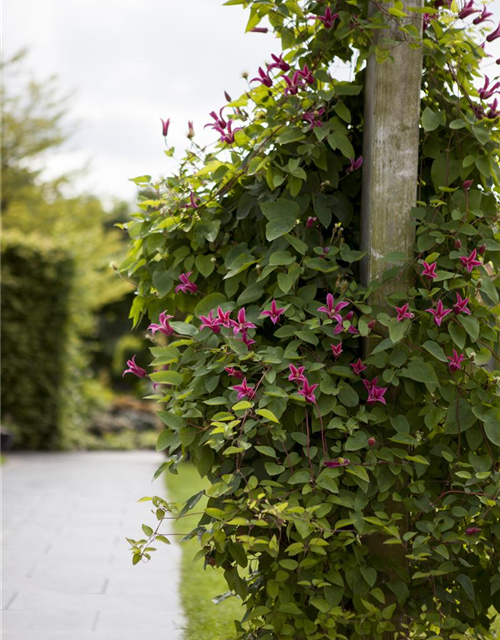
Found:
[261,199,300,241]
[421,107,442,132]
[256,408,279,423]
[449,322,466,349]
[254,445,277,458]
[400,361,438,385]
[345,431,368,451]
[265,462,285,476]
[338,384,359,407]
[288,469,311,484]
[458,316,479,341]
[483,408,500,446]
[157,411,186,430]
[233,400,252,411]
[269,251,295,266]
[152,270,173,297]
[195,255,215,278]
[156,429,180,452]
[150,370,183,386]
[389,318,409,344]
[444,398,476,433]
[194,293,227,318]
[422,340,447,362]
[457,573,475,601]
[327,132,355,159]
[346,465,369,483]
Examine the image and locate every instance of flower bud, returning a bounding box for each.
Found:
[478,244,486,255]
[306,216,317,228]
[454,239,462,250]
[224,90,232,102]
[187,121,195,139]
[463,179,473,191]
[367,320,376,330]
[368,437,376,447]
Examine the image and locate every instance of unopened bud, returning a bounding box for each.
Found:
[367,320,376,330]
[187,121,195,139]
[454,239,462,250]
[224,90,232,102]
[478,244,486,255]
[368,437,376,447]
[463,179,473,191]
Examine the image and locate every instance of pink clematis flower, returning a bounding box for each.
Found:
[331,343,343,358]
[346,157,363,173]
[350,359,367,375]
[231,378,256,400]
[486,22,500,42]
[324,458,350,468]
[453,292,471,315]
[231,308,257,335]
[465,526,481,535]
[459,249,482,273]
[458,0,478,19]
[189,191,198,208]
[448,349,465,372]
[473,6,493,24]
[123,355,147,379]
[283,71,305,96]
[367,385,388,405]
[479,76,500,100]
[160,118,170,137]
[213,119,241,144]
[175,272,198,294]
[487,98,500,119]
[297,378,319,403]
[463,179,473,191]
[318,293,350,321]
[363,377,379,393]
[250,67,273,88]
[240,331,256,349]
[205,108,227,130]
[225,367,244,379]
[200,310,221,333]
[395,303,414,322]
[250,27,268,33]
[267,53,290,72]
[297,65,315,85]
[148,312,175,336]
[422,261,438,280]
[426,300,453,326]
[309,7,339,29]
[216,306,232,328]
[306,216,318,228]
[336,310,359,335]
[260,300,286,325]
[288,364,306,383]
[303,107,325,128]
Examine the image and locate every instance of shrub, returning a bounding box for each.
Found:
[124,2,500,638]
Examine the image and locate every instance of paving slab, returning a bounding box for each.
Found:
[2,451,185,639]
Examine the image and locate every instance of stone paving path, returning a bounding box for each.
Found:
[2,451,185,640]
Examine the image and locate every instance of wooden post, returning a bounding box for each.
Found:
[361,0,424,300]
[360,2,424,637]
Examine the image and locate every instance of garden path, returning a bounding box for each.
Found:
[2,451,185,640]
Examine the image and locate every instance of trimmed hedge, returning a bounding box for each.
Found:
[1,231,84,449]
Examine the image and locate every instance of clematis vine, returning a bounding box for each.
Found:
[160,117,170,137]
[175,272,198,294]
[331,343,343,358]
[459,248,482,273]
[298,378,318,403]
[453,292,471,315]
[123,355,147,379]
[346,156,363,173]
[324,458,350,468]
[250,67,273,88]
[148,312,174,336]
[422,261,438,280]
[350,359,367,375]
[426,300,453,326]
[288,364,306,383]
[225,367,244,379]
[309,7,339,29]
[260,300,285,325]
[199,310,221,333]
[395,303,414,322]
[231,308,256,335]
[448,349,465,372]
[231,378,256,400]
[318,293,349,320]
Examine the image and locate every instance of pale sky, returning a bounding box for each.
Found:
[4,0,500,205]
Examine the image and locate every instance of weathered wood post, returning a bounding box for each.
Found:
[360,2,424,636]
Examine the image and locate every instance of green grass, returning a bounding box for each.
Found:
[166,463,243,640]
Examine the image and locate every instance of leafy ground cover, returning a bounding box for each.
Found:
[166,463,243,640]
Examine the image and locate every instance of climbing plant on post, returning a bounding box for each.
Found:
[122,1,500,638]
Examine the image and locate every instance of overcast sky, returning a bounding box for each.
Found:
[4,0,500,205]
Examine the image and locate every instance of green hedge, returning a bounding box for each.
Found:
[1,231,85,449]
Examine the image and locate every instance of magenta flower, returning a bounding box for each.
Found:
[250,27,268,33]
[215,119,241,144]
[487,98,500,119]
[288,364,306,383]
[187,121,195,138]
[268,53,290,72]
[324,458,350,468]
[346,157,363,173]
[459,249,482,273]
[298,65,315,85]
[362,377,379,393]
[160,118,170,137]
[189,191,198,208]
[486,22,500,42]
[225,367,244,379]
[297,378,319,403]
[448,349,465,372]
[205,108,227,130]
[175,272,198,294]
[283,71,305,96]
[422,261,438,280]
[250,66,273,88]
[463,179,473,191]
[350,359,367,375]
[465,526,481,535]
[232,378,256,401]
[473,6,493,24]
[302,107,325,129]
[123,355,147,379]
[453,292,471,315]
[200,310,221,333]
[306,216,318,228]
[458,0,478,19]
[261,300,285,325]
[367,385,388,406]
[426,300,453,326]
[241,331,256,349]
[309,7,339,29]
[148,312,174,336]
[335,310,358,335]
[479,76,500,100]
[331,343,343,358]
[395,303,414,322]
[216,306,232,328]
[231,308,257,335]
[318,293,349,321]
